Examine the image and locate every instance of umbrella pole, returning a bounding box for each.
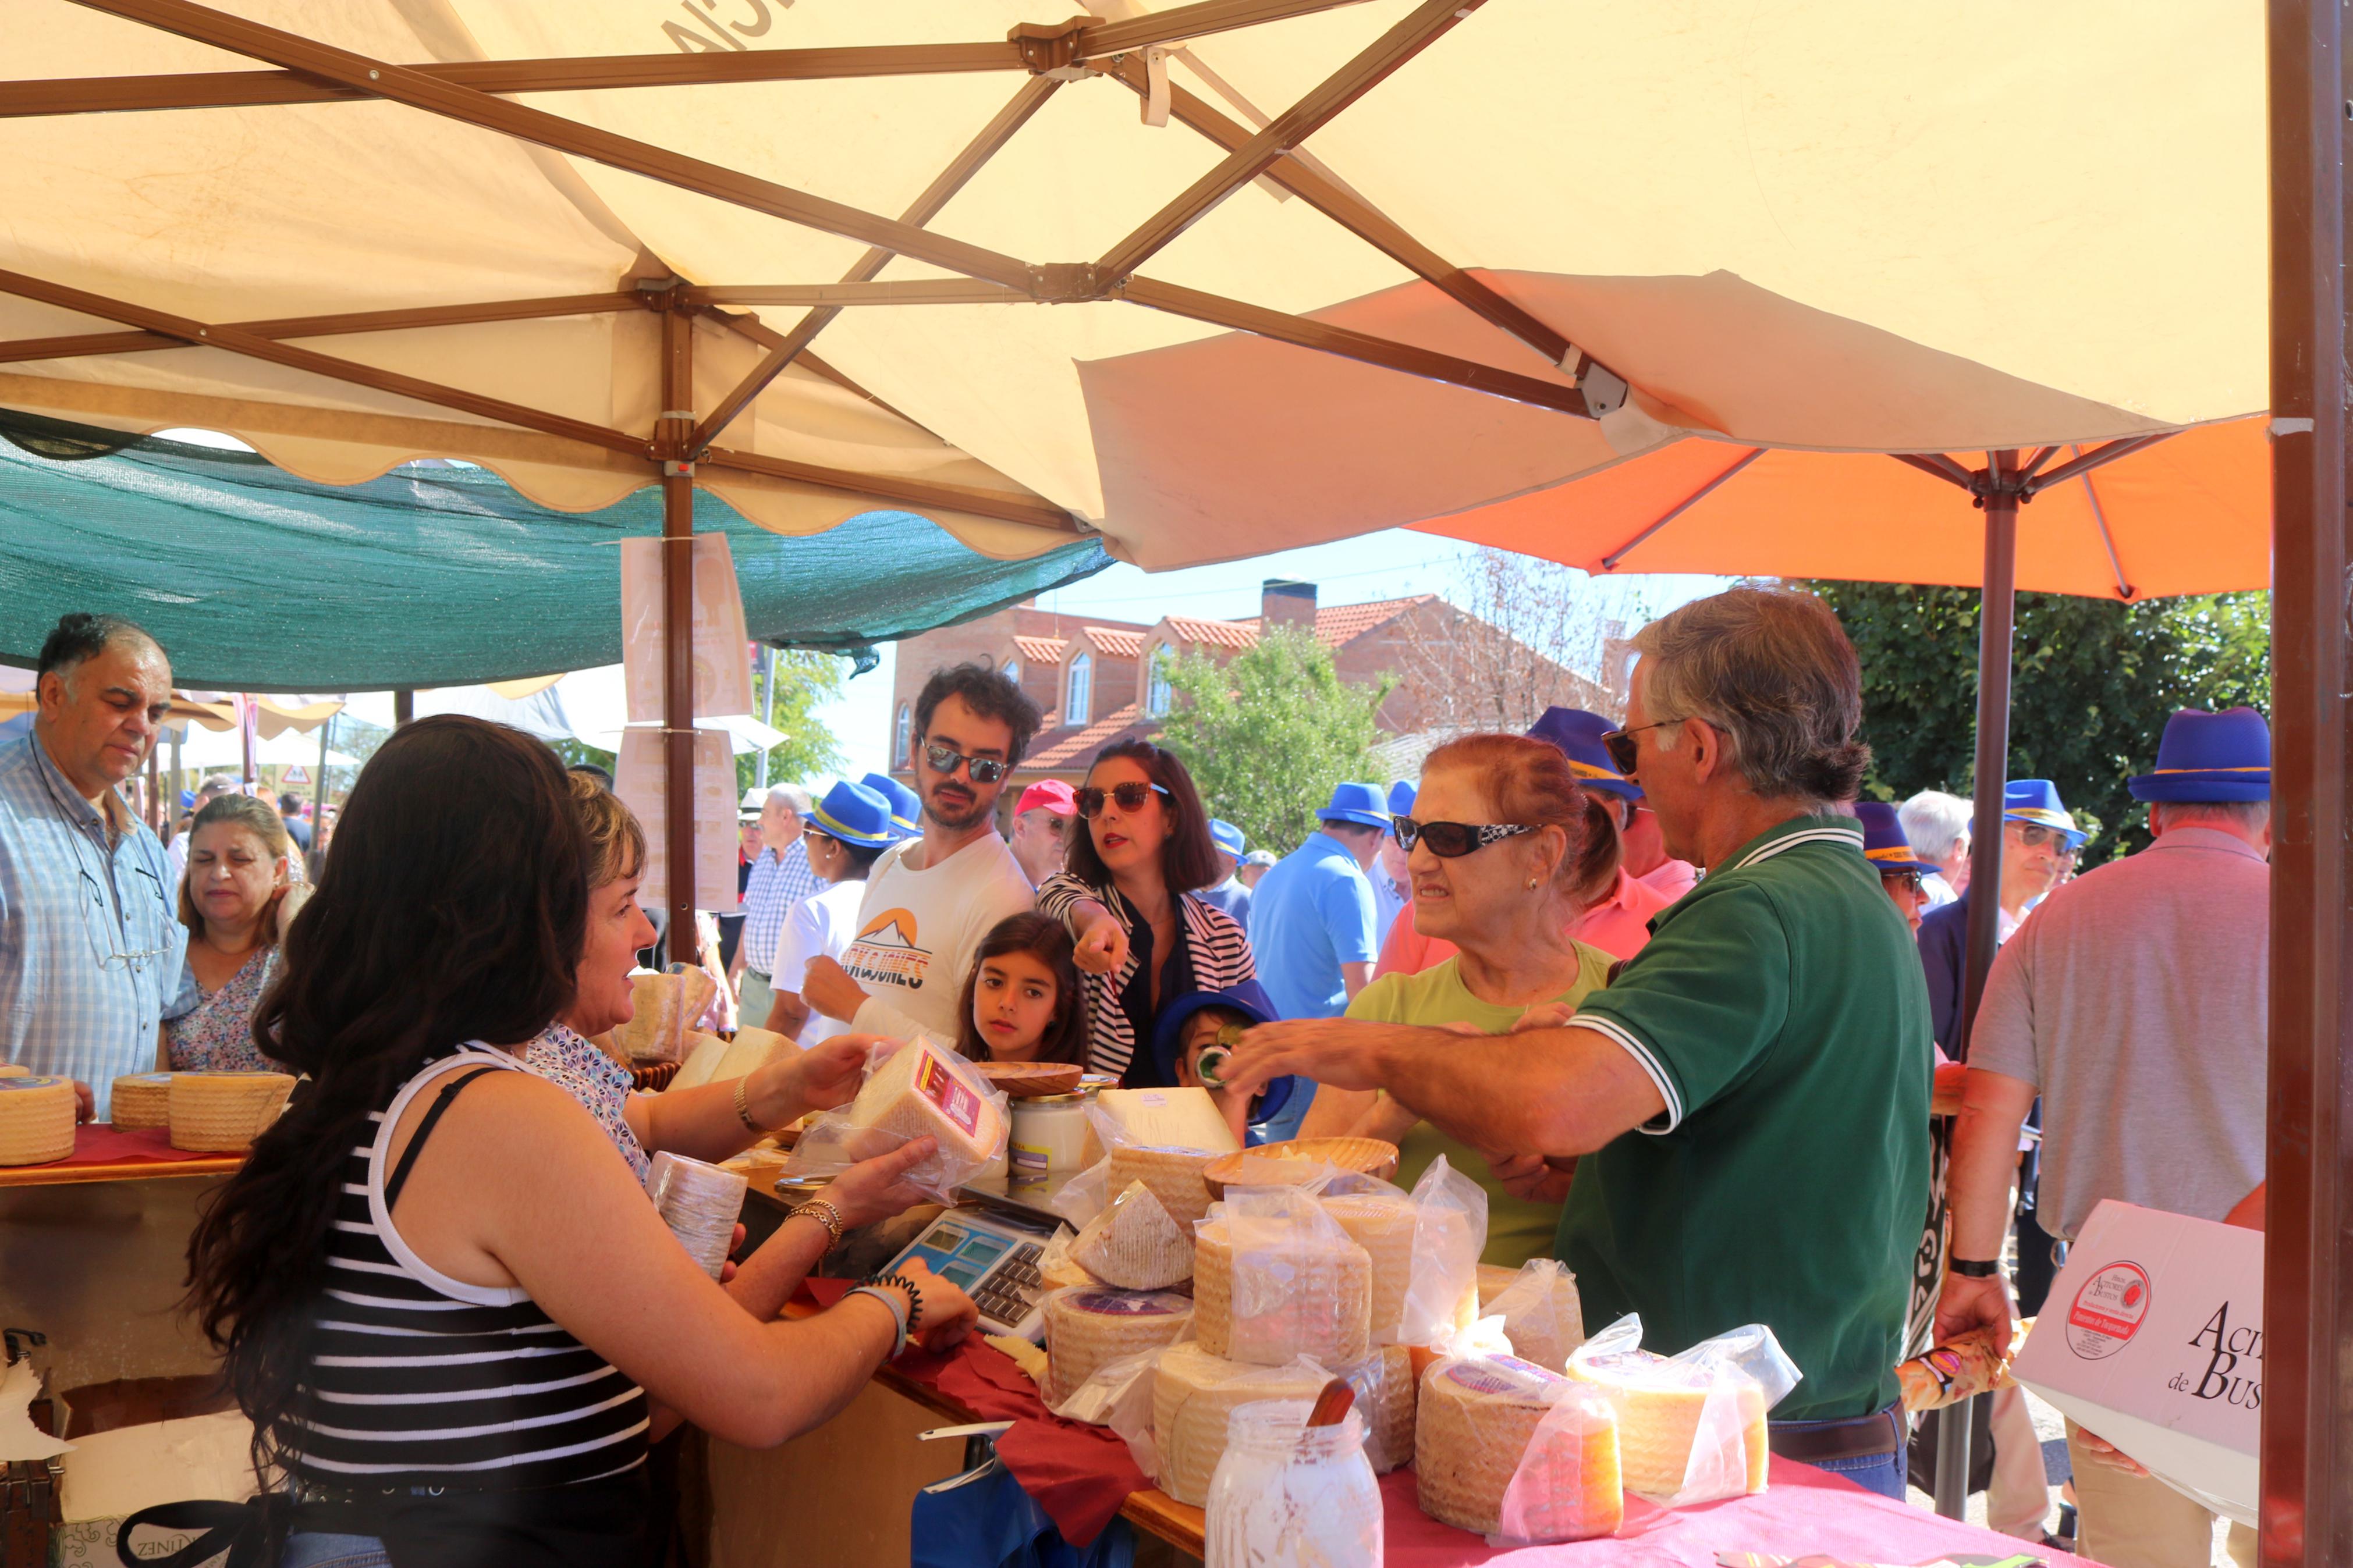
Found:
[659,303,698,969]
[1932,463,2021,1520]
[316,710,331,863]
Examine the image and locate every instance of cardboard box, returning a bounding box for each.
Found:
[2011,1199,2260,1526]
[53,1410,254,1566]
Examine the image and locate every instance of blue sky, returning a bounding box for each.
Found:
[804,530,1724,787]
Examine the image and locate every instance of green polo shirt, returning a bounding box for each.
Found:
[1560,814,1930,1423]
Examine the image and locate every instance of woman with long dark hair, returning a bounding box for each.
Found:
[1034,739,1255,1085]
[181,717,975,1567]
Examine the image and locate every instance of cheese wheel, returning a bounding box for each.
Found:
[1338,1343,1417,1474]
[110,1072,175,1132]
[1417,1355,1622,1539]
[1476,1263,1522,1309]
[1192,1217,1371,1367]
[1042,1288,1193,1407]
[1568,1346,1768,1499]
[1492,1265,1586,1374]
[1150,1342,1328,1507]
[1094,1086,1240,1154]
[843,1037,1005,1167]
[0,1063,29,1078]
[168,1072,296,1153]
[1320,1192,1417,1341]
[1106,1144,1219,1230]
[0,1076,76,1166]
[1071,1179,1191,1290]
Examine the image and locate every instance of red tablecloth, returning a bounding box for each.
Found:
[57,1124,226,1166]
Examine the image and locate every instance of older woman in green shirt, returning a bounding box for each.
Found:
[1299,732,1620,1265]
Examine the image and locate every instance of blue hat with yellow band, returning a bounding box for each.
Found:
[808,780,896,849]
[1854,802,1938,876]
[861,771,922,838]
[1387,780,1417,817]
[2004,779,2086,849]
[1209,819,1245,858]
[1316,781,1392,830]
[2127,707,2272,803]
[1525,706,1642,802]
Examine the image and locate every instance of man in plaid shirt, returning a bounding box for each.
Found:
[0,613,195,1119]
[731,783,821,1032]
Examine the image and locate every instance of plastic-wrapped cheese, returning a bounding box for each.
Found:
[168,1071,296,1153]
[1106,1143,1219,1229]
[1321,1192,1418,1342]
[110,1072,175,1132]
[1041,1288,1193,1406]
[1150,1343,1327,1507]
[1192,1215,1371,1367]
[1337,1343,1417,1474]
[1417,1354,1622,1539]
[1071,1179,1191,1290]
[842,1037,1005,1167]
[1488,1258,1586,1374]
[0,1076,76,1166]
[1567,1345,1768,1499]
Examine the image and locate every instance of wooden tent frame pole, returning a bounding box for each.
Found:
[660,306,699,967]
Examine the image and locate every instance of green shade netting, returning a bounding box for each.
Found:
[0,412,1109,691]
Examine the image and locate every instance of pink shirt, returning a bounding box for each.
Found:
[1635,856,1699,903]
[1375,868,1669,976]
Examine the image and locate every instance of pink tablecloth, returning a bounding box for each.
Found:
[57,1124,228,1167]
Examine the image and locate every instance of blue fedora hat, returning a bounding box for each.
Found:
[807,780,896,849]
[1854,802,1938,876]
[2128,707,2272,803]
[1208,818,1246,858]
[1151,979,1295,1127]
[861,771,922,838]
[1525,706,1643,801]
[1315,781,1391,830]
[2003,779,2086,849]
[1387,779,1418,817]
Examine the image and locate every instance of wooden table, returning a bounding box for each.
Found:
[0,1147,239,1187]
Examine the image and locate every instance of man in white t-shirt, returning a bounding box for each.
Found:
[801,663,1041,1044]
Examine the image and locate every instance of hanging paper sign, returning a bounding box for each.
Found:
[621,534,755,724]
[615,727,738,915]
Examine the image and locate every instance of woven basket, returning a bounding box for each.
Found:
[1201,1136,1400,1199]
[168,1072,296,1153]
[973,1061,1084,1098]
[111,1072,176,1132]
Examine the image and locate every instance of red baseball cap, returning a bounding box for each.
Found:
[1016,779,1077,816]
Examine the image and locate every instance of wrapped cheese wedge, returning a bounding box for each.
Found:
[1071,1179,1191,1290]
[1566,1314,1797,1505]
[1486,1257,1586,1374]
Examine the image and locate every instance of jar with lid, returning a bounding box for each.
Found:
[1204,1399,1382,1568]
[1009,1090,1094,1176]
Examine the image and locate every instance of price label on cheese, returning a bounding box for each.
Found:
[912,1048,983,1139]
[1069,1288,1188,1318]
[1440,1356,1566,1399]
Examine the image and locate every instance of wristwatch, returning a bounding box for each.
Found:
[1948,1257,2002,1278]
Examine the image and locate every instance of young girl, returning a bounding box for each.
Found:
[954,912,1089,1066]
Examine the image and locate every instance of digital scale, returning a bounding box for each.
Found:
[883,1205,1059,1339]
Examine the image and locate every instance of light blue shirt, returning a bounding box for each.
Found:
[1246,833,1378,1022]
[740,838,821,976]
[0,733,193,1117]
[1197,875,1252,924]
[1371,869,1408,952]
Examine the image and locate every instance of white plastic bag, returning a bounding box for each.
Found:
[779,1037,1009,1205]
[1566,1313,1801,1506]
[1399,1155,1487,1346]
[1333,1344,1416,1473]
[1487,1257,1585,1373]
[1048,1152,1113,1230]
[1494,1381,1622,1546]
[1070,1179,1191,1290]
[1201,1186,1373,1366]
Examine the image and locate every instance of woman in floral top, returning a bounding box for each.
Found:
[527,773,888,1176]
[166,795,309,1072]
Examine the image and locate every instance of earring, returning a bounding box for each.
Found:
[1527,877,1539,889]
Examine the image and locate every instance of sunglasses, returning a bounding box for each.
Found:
[922,741,1007,784]
[1600,720,1675,777]
[1881,871,1924,895]
[1393,815,1535,858]
[1076,781,1170,819]
[2011,822,2073,850]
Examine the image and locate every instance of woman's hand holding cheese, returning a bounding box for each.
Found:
[820,1136,943,1229]
[761,1034,888,1122]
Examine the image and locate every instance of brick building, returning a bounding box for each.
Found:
[886,579,1614,812]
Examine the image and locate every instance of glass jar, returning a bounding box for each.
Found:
[1204,1400,1382,1568]
[1009,1091,1092,1175]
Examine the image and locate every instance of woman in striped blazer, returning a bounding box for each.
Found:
[1034,739,1257,1086]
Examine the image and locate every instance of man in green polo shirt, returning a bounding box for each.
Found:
[1226,587,1929,1499]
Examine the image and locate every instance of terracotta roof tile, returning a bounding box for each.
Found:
[1160,615,1259,651]
[1013,634,1067,663]
[1311,595,1433,646]
[1083,626,1145,659]
[1024,703,1147,771]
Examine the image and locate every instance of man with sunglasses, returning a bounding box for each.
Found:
[800,664,1040,1045]
[1915,779,2083,1055]
[1,612,197,1121]
[1223,588,1930,1500]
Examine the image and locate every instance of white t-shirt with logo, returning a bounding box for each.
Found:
[844,831,1036,1046]
[772,877,868,1046]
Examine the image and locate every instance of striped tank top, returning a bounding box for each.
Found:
[286,1044,650,1488]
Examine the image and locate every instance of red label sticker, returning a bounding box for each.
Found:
[912,1047,982,1138]
[2065,1261,2153,1360]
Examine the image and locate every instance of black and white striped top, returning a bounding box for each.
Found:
[285,1044,650,1489]
[1036,874,1256,1081]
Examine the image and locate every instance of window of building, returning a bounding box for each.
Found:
[894,703,911,766]
[1002,657,1020,686]
[1145,646,1174,718]
[1065,652,1092,727]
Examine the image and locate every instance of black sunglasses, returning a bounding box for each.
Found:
[1600,720,1674,777]
[922,741,1007,784]
[1076,781,1170,819]
[1393,815,1535,858]
[1881,871,1923,895]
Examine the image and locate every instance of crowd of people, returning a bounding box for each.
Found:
[0,591,2272,1568]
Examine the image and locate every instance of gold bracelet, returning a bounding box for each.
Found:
[733,1076,765,1133]
[787,1199,847,1254]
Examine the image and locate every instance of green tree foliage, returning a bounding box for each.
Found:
[738,649,847,793]
[1807,583,2270,862]
[1155,627,1392,855]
